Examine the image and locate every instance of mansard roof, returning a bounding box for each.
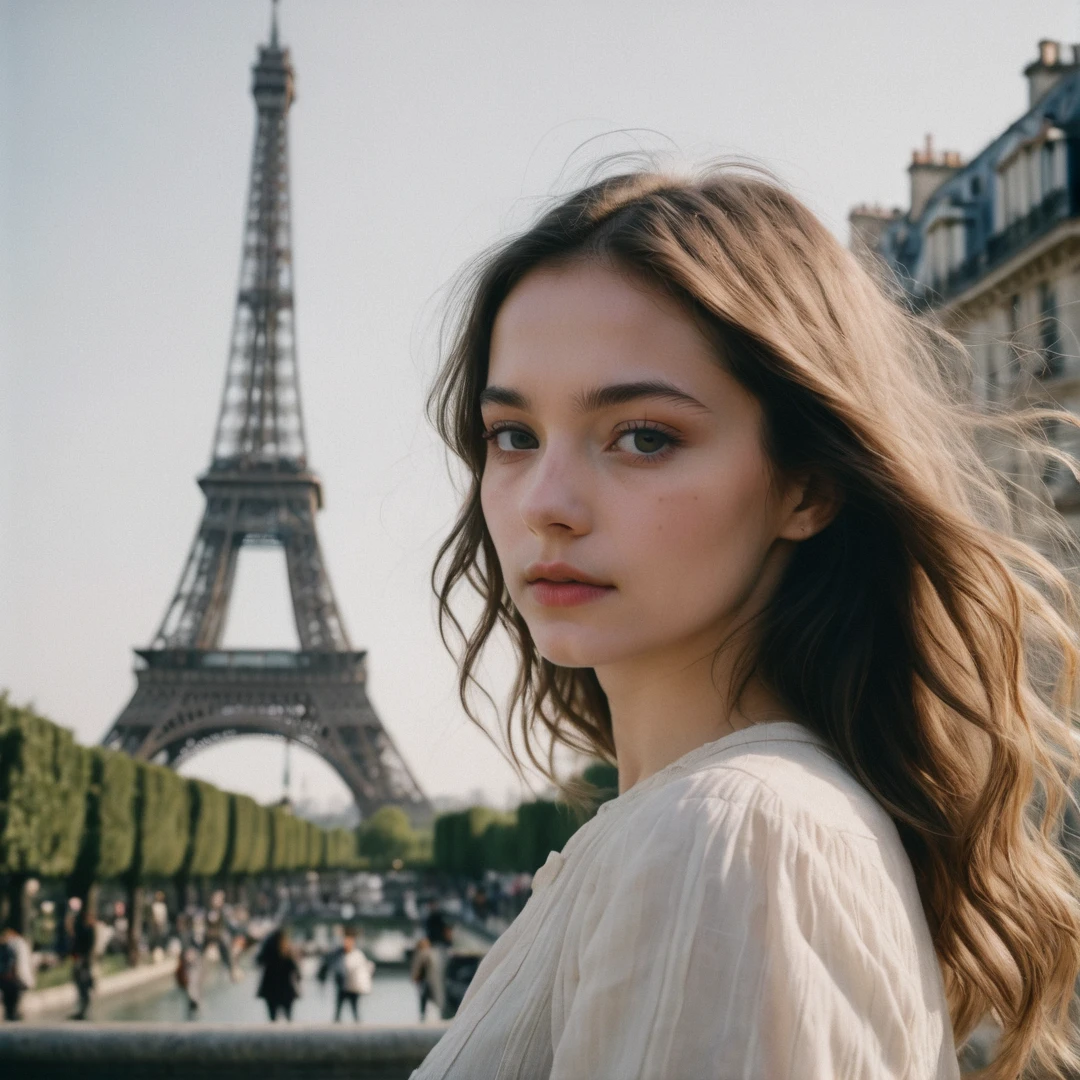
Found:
[878,68,1080,304]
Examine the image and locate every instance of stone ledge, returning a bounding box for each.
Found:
[0,1023,448,1080]
[22,955,179,1018]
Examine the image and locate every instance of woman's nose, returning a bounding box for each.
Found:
[518,444,592,537]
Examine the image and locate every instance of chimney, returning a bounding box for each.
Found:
[907,134,964,220]
[848,203,901,264]
[1024,39,1075,108]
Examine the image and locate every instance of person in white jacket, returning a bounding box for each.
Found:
[330,928,374,1023]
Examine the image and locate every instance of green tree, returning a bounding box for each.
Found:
[407,828,433,868]
[123,761,190,963]
[292,814,306,870]
[433,807,516,875]
[134,763,191,878]
[0,700,91,930]
[433,812,456,873]
[183,779,229,879]
[249,801,272,875]
[457,807,501,876]
[516,799,578,873]
[225,793,257,875]
[581,761,619,806]
[305,820,324,870]
[358,805,415,869]
[270,804,305,872]
[224,794,272,876]
[70,747,138,899]
[0,700,90,878]
[480,814,519,873]
[579,761,620,823]
[325,826,357,869]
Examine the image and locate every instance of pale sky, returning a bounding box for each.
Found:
[2,0,1077,810]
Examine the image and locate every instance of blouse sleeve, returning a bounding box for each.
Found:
[550,791,936,1080]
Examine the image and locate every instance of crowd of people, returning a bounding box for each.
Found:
[255,908,453,1025]
[0,888,470,1025]
[0,896,110,1022]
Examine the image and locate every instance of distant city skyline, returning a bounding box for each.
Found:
[2,0,1078,809]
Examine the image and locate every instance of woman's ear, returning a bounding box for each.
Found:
[777,471,843,541]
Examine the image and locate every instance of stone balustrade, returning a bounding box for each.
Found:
[0,1022,447,1080]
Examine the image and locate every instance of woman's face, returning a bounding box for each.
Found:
[480,259,818,673]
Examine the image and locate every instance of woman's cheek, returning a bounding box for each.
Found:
[480,473,515,546]
[627,482,765,603]
[607,493,705,599]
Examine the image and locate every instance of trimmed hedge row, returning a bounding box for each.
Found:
[0,696,623,888]
[0,697,361,885]
[433,761,620,876]
[185,779,230,878]
[0,702,90,877]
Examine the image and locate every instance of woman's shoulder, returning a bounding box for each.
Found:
[576,728,929,947]
[625,724,900,857]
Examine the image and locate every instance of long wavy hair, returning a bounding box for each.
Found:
[428,165,1080,1077]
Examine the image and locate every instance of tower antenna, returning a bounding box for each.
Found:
[270,0,279,47]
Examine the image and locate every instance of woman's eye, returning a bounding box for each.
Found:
[614,428,672,455]
[493,428,539,452]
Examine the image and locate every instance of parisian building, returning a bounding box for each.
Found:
[851,39,1080,536]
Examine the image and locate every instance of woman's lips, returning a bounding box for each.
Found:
[527,580,615,607]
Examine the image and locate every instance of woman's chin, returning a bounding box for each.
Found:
[533,634,626,670]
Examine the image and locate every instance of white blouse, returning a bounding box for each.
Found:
[412,721,960,1080]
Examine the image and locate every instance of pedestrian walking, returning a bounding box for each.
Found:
[68,905,97,1021]
[409,936,438,1022]
[423,902,447,948]
[0,926,34,1021]
[204,907,237,980]
[411,166,1080,1079]
[174,913,202,1018]
[149,891,169,953]
[326,927,373,1023]
[255,926,300,1021]
[421,902,452,1018]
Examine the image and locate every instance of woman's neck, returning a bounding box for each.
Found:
[597,643,795,794]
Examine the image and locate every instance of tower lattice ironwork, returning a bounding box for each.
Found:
[102,7,430,822]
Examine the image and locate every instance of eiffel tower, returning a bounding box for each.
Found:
[102,5,430,822]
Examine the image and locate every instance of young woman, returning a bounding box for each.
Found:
[415,167,1080,1079]
[256,925,300,1021]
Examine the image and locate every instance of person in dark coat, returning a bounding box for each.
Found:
[69,907,97,1021]
[256,927,300,1021]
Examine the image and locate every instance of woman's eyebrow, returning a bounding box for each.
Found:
[576,380,709,413]
[479,385,528,408]
[478,381,708,413]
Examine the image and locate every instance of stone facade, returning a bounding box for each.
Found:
[853,40,1080,536]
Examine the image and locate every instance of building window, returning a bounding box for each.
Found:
[1041,140,1064,199]
[994,126,1067,231]
[1039,281,1064,377]
[923,214,966,289]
